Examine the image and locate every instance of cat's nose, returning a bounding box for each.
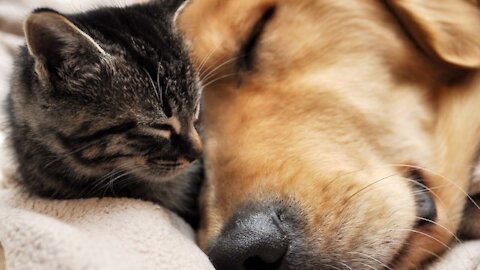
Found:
[183,128,202,162]
[208,205,289,270]
[184,144,202,162]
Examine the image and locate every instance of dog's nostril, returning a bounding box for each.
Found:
[208,206,289,270]
[244,256,283,270]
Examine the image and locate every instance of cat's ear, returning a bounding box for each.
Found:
[24,9,106,81]
[157,0,188,16]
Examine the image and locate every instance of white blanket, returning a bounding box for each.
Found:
[0,0,478,269]
[0,186,213,270]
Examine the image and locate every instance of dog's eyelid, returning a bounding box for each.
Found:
[405,168,424,183]
[405,168,438,226]
[237,5,277,72]
[405,167,431,190]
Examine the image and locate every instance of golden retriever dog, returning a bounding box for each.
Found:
[178,0,480,269]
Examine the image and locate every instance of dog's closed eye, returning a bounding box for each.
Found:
[237,5,276,72]
[406,169,437,227]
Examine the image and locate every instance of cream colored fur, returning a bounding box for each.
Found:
[179,0,480,269]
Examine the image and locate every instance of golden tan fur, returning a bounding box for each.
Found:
[179,0,480,268]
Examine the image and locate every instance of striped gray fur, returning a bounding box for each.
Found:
[6,0,203,225]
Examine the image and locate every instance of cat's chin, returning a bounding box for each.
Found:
[135,163,192,182]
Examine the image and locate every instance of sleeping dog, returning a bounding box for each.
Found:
[178,0,480,269]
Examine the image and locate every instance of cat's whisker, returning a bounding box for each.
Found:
[154,160,182,163]
[144,67,162,105]
[197,43,222,78]
[87,163,138,196]
[43,141,103,169]
[201,73,239,89]
[324,264,341,270]
[357,263,376,270]
[101,170,133,197]
[339,262,353,270]
[87,169,126,197]
[156,62,164,107]
[200,55,243,83]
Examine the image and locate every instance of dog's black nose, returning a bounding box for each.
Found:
[208,206,288,270]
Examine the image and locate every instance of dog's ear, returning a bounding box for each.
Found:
[386,0,480,68]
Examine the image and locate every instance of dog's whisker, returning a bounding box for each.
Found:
[337,180,460,250]
[412,184,447,193]
[391,163,480,211]
[324,163,474,219]
[316,177,411,235]
[410,217,478,266]
[389,239,443,260]
[347,251,393,270]
[398,176,447,209]
[413,246,448,264]
[415,217,462,243]
[321,169,367,192]
[336,174,397,216]
[317,174,397,220]
[397,228,452,250]
[385,236,470,269]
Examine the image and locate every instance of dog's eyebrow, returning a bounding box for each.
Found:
[238,5,277,72]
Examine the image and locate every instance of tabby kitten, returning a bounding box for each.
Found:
[7,0,203,223]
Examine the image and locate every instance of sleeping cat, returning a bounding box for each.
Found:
[7,0,203,224]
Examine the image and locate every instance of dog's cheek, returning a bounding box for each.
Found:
[459,196,480,239]
[197,179,223,250]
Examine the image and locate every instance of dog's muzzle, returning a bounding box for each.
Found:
[208,203,290,270]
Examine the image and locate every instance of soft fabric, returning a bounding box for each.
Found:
[0,187,213,270]
[0,0,478,269]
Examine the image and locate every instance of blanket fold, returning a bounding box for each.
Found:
[0,187,213,270]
